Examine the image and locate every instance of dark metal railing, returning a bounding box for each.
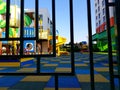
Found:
[0,0,120,90]
[105,0,115,90]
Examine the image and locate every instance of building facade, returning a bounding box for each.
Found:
[93,0,116,52]
[95,0,114,33]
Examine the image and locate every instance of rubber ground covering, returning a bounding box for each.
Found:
[0,53,119,90]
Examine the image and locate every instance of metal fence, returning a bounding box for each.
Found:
[0,0,120,90]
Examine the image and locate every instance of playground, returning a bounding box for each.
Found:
[0,53,119,90]
[0,0,69,67]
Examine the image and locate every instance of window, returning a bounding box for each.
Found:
[48,17,49,24]
[95,9,97,13]
[96,16,97,20]
[95,3,97,7]
[99,20,101,25]
[96,23,98,27]
[39,14,43,20]
[103,16,105,22]
[98,0,99,4]
[102,0,105,6]
[102,8,105,15]
[98,6,100,12]
[98,13,100,18]
[39,14,43,25]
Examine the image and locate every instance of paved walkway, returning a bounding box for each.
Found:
[0,53,119,90]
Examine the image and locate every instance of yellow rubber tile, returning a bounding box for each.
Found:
[55,68,71,72]
[103,64,108,66]
[77,74,90,82]
[94,67,117,72]
[103,64,117,66]
[20,58,34,62]
[75,64,88,67]
[21,76,51,82]
[0,63,20,67]
[43,64,58,67]
[16,68,36,72]
[77,74,109,82]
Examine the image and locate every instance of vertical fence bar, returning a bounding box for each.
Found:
[114,0,120,88]
[35,0,40,73]
[6,0,10,38]
[105,0,115,90]
[52,0,56,56]
[55,75,58,90]
[69,0,75,74]
[87,0,95,90]
[35,0,39,40]
[37,57,40,73]
[20,0,24,55]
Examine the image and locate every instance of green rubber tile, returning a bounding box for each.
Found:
[0,68,6,70]
[80,82,110,90]
[0,88,8,90]
[44,88,81,90]
[44,88,55,90]
[8,82,46,90]
[60,61,71,64]
[58,88,81,90]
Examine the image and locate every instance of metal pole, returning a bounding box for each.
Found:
[114,0,120,89]
[87,0,95,90]
[105,0,115,90]
[69,0,75,74]
[52,0,56,56]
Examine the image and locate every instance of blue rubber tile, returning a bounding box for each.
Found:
[58,64,71,68]
[47,62,59,64]
[40,67,56,73]
[0,76,24,87]
[46,76,81,88]
[0,68,19,73]
[114,78,119,87]
[75,69,98,74]
[24,65,36,68]
[93,63,106,67]
[21,60,35,66]
[75,61,85,64]
[106,76,119,87]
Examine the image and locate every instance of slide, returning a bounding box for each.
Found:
[56,36,69,56]
[49,35,69,56]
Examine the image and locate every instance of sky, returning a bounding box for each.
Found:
[15,0,96,44]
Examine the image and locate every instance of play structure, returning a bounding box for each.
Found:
[0,0,35,67]
[92,27,116,52]
[49,35,69,56]
[0,0,68,67]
